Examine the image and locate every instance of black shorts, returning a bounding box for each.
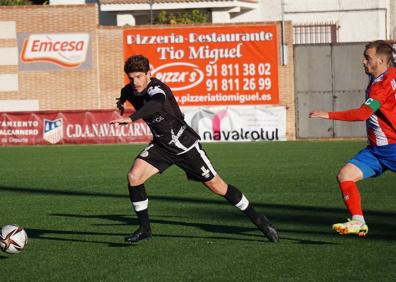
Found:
[136,142,217,182]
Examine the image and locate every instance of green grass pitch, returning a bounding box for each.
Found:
[0,141,395,281]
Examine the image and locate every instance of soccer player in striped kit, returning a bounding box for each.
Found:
[310,40,396,236]
[111,55,279,243]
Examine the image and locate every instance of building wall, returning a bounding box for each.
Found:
[390,0,396,38]
[282,0,392,42]
[97,26,124,109]
[220,0,394,42]
[0,5,296,139]
[231,0,279,23]
[278,22,295,140]
[0,4,100,111]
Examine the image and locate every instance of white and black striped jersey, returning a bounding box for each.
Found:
[118,78,200,155]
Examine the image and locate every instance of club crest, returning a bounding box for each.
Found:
[43,118,63,144]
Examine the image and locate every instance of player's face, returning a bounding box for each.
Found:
[128,71,151,94]
[362,48,381,76]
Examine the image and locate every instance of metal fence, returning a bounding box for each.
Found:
[293,23,338,44]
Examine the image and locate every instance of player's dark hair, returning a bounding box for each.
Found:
[365,40,396,66]
[124,55,150,74]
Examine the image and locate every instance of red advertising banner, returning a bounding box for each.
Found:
[123,25,279,106]
[0,110,151,146]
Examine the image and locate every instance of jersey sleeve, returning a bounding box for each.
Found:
[328,104,374,121]
[118,85,129,104]
[328,73,396,121]
[129,91,165,121]
[147,84,167,98]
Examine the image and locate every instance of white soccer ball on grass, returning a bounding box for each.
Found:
[0,224,28,254]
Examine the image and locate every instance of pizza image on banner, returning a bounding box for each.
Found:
[43,118,63,144]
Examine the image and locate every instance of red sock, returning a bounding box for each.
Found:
[339,181,363,216]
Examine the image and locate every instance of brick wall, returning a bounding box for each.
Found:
[0,4,99,110]
[97,26,124,109]
[0,5,295,139]
[279,22,296,140]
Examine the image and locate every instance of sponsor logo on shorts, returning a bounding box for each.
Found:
[140,144,154,158]
[201,166,211,179]
[140,150,149,158]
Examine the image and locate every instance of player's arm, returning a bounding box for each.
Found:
[129,94,165,121]
[309,98,379,121]
[110,95,165,125]
[115,87,129,115]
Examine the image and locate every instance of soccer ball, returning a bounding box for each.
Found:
[0,224,28,254]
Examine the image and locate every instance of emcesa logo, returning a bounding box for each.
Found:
[21,33,90,67]
[190,108,279,141]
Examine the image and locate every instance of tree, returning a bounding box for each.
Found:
[154,9,209,25]
[0,0,32,5]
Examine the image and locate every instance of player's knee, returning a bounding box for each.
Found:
[336,172,344,183]
[127,171,144,186]
[209,186,224,196]
[204,177,227,196]
[337,168,353,183]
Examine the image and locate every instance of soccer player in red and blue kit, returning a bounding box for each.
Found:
[310,40,396,237]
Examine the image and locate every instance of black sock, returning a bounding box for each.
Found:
[224,184,243,205]
[128,184,151,231]
[243,205,264,227]
[224,184,262,227]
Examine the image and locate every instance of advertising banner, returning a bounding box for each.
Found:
[17,32,92,70]
[1,106,285,146]
[0,110,151,146]
[182,105,286,142]
[123,25,279,106]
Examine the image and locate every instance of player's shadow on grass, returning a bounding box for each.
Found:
[25,227,132,248]
[25,225,270,248]
[2,185,395,242]
[44,213,336,246]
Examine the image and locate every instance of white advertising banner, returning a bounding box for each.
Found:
[182,105,286,142]
[18,33,92,70]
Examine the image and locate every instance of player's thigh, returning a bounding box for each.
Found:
[175,143,217,182]
[203,174,228,196]
[341,146,383,181]
[128,158,160,185]
[128,143,172,185]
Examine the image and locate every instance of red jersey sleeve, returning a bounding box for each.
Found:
[328,104,374,121]
[329,67,396,122]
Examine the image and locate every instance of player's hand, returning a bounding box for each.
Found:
[116,98,125,116]
[110,117,132,126]
[309,111,329,119]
